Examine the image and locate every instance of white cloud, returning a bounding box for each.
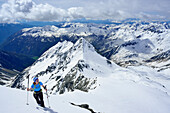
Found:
[0,0,87,22]
[0,0,169,23]
[0,0,34,22]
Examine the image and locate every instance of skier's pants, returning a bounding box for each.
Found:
[33,90,45,107]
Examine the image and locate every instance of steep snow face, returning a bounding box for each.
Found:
[29,40,74,75]
[16,38,118,94]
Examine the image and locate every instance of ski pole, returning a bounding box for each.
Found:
[45,85,50,108]
[26,74,30,105]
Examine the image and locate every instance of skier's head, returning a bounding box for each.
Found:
[33,77,38,82]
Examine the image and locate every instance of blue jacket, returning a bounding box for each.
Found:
[31,82,43,91]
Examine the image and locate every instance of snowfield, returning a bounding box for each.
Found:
[1,73,170,113]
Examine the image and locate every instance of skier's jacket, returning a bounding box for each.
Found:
[31,82,43,92]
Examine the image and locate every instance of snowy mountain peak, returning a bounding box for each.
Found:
[74,37,95,53]
[12,38,117,94]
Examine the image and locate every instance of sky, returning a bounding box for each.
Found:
[0,0,169,23]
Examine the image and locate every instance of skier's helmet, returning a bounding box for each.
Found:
[33,77,38,82]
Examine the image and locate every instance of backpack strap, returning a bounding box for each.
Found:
[33,82,41,91]
[33,82,42,94]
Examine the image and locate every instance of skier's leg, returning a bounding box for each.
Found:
[39,92,45,107]
[33,93,41,105]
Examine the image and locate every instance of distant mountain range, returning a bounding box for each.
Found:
[1,21,170,72]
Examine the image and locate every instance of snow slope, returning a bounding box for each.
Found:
[1,73,170,113]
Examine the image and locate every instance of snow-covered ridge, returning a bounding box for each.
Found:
[21,23,115,37]
[11,38,170,96]
[13,38,117,94]
[20,22,170,38]
[22,25,66,37]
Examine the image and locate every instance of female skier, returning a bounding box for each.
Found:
[27,77,47,107]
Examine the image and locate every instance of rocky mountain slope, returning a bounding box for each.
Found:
[11,38,118,94]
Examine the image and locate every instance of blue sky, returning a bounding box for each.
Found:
[0,0,169,23]
[0,0,4,6]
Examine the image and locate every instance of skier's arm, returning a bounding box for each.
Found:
[42,85,47,91]
[27,87,33,91]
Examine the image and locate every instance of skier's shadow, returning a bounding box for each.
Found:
[36,107,58,113]
[45,107,58,113]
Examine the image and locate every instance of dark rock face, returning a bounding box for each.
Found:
[51,61,97,94]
